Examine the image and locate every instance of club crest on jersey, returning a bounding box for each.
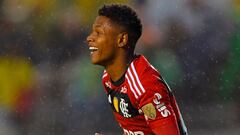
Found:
[120,98,131,118]
[108,91,140,118]
[112,97,131,118]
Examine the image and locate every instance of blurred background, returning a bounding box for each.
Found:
[0,0,239,134]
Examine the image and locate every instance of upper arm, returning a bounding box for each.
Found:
[138,73,180,135]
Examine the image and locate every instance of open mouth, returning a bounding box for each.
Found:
[89,47,98,54]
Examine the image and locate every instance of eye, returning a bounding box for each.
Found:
[96,28,104,35]
[92,30,100,36]
[92,27,103,36]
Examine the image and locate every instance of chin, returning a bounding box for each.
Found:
[90,56,98,64]
[91,59,103,66]
[91,56,108,66]
[91,60,98,65]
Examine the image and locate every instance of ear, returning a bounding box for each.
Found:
[117,32,128,48]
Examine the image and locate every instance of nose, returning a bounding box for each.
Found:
[86,34,93,44]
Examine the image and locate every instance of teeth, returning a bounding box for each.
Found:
[89,47,98,51]
[89,47,98,54]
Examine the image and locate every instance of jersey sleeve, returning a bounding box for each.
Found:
[138,69,181,135]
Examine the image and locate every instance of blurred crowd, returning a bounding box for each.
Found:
[0,0,239,135]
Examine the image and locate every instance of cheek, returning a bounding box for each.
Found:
[100,45,113,59]
[96,33,118,58]
[101,39,116,55]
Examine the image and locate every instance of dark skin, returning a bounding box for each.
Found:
[87,16,134,82]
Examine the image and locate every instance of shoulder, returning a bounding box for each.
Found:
[126,55,164,99]
[101,70,110,88]
[130,55,161,83]
[102,70,108,80]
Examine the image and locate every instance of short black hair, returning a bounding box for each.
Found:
[98,4,142,50]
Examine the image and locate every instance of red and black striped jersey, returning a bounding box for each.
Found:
[102,55,188,135]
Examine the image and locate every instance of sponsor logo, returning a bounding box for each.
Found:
[105,81,112,89]
[141,103,156,120]
[153,93,171,117]
[153,93,162,104]
[120,98,131,118]
[123,129,144,135]
[120,86,127,93]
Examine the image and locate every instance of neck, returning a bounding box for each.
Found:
[105,53,134,82]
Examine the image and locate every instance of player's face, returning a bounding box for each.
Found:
[87,16,121,66]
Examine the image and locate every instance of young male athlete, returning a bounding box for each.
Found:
[86,4,188,135]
